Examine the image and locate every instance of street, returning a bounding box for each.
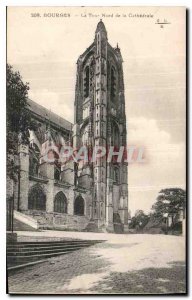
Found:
[8,232,186,294]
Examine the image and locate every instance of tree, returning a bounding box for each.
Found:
[151,188,186,226]
[6,64,35,180]
[129,210,150,230]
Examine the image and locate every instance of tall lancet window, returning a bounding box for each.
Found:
[114,167,119,184]
[111,122,120,147]
[84,66,90,99]
[110,66,116,102]
[97,33,100,55]
[29,143,40,176]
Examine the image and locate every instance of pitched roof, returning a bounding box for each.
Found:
[95,19,107,35]
[27,98,73,132]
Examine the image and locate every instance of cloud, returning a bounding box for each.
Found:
[128,117,170,145]
[28,89,74,123]
[128,118,185,214]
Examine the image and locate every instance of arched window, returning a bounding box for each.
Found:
[54,192,67,213]
[110,66,116,102]
[81,125,89,146]
[114,167,119,184]
[84,66,90,98]
[29,143,40,176]
[54,166,60,181]
[111,122,120,147]
[100,202,103,218]
[74,195,84,216]
[28,184,46,210]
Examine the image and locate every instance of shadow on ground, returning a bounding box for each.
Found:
[8,247,110,294]
[88,261,186,294]
[8,240,186,295]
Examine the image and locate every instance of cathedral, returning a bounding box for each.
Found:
[10,20,128,233]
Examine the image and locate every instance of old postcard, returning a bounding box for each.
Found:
[6,6,186,294]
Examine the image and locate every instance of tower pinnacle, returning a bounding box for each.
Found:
[95,19,107,37]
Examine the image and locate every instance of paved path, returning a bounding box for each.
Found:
[8,232,186,294]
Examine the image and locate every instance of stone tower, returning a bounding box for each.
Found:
[73,20,128,232]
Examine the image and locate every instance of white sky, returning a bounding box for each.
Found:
[7,6,186,215]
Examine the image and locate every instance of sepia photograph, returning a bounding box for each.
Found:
[6,6,186,294]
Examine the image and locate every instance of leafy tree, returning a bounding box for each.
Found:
[151,188,186,226]
[129,210,150,230]
[6,64,35,180]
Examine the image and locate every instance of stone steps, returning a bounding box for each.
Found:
[8,250,80,265]
[7,240,99,253]
[8,246,86,256]
[7,239,102,270]
[7,240,98,248]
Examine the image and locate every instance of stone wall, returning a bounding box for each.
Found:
[24,210,89,231]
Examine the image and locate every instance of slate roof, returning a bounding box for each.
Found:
[27,98,73,132]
